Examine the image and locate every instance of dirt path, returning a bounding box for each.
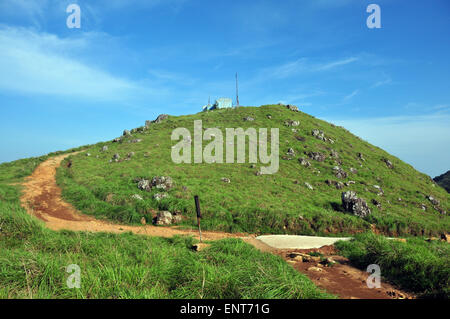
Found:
[20,153,413,299]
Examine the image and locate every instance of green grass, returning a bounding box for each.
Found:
[335,233,450,298]
[56,105,449,236]
[0,157,332,299]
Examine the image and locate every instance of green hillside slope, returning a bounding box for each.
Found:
[56,105,449,236]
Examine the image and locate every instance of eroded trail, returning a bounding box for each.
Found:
[20,153,413,299]
[20,153,237,240]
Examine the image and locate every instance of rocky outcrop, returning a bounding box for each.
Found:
[308,152,326,162]
[333,166,347,179]
[284,120,300,127]
[341,191,371,218]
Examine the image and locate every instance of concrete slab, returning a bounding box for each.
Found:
[256,235,351,249]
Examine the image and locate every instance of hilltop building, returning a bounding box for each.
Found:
[202,97,233,111]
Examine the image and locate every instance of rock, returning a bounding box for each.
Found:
[127,152,135,158]
[420,204,427,211]
[151,176,174,190]
[192,243,210,252]
[286,104,299,112]
[243,116,254,121]
[101,146,108,152]
[266,115,272,119]
[287,148,295,156]
[383,158,394,169]
[250,164,256,169]
[128,139,142,144]
[112,153,120,162]
[255,170,262,176]
[307,266,323,272]
[284,120,300,127]
[373,185,384,196]
[86,153,91,157]
[154,193,169,201]
[113,137,121,143]
[357,153,365,161]
[295,135,306,142]
[326,180,344,190]
[155,211,173,225]
[333,166,347,179]
[426,195,440,206]
[140,217,147,225]
[311,129,325,141]
[341,191,371,218]
[308,152,326,162]
[349,167,358,174]
[221,177,231,183]
[105,193,114,203]
[305,182,314,190]
[172,213,182,224]
[132,194,143,201]
[137,179,151,191]
[330,149,339,159]
[123,130,131,136]
[153,114,169,124]
[145,120,152,128]
[298,158,311,167]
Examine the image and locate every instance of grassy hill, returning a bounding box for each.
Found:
[56,104,449,237]
[434,170,450,193]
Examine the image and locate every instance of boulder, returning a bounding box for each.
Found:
[426,195,440,206]
[341,191,371,218]
[221,177,231,183]
[145,120,152,128]
[137,179,151,191]
[151,176,174,190]
[383,158,394,169]
[357,152,365,161]
[287,148,295,156]
[243,116,255,121]
[155,211,173,225]
[284,120,300,127]
[312,129,325,141]
[112,153,120,162]
[286,104,299,112]
[123,130,131,136]
[101,146,108,152]
[153,114,169,124]
[308,152,326,162]
[333,166,347,179]
[298,157,311,167]
[128,139,142,144]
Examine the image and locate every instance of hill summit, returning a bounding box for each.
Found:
[434,170,450,193]
[57,104,449,237]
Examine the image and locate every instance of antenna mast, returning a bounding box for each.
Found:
[235,72,240,107]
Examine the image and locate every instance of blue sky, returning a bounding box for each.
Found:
[0,0,449,176]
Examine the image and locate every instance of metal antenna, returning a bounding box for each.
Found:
[235,72,240,107]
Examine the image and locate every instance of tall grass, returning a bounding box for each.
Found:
[335,233,450,298]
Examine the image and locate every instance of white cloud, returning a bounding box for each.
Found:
[316,57,358,71]
[343,89,359,101]
[327,113,450,177]
[0,26,163,102]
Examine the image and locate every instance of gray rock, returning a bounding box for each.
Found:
[137,179,151,191]
[123,130,131,136]
[330,149,339,159]
[286,104,299,112]
[383,158,394,169]
[358,153,365,161]
[86,153,91,157]
[112,153,120,162]
[128,139,143,144]
[349,167,358,174]
[243,116,255,121]
[113,137,122,143]
[155,211,173,225]
[308,152,326,162]
[426,195,440,206]
[341,191,371,218]
[153,114,169,124]
[312,129,325,141]
[305,182,314,190]
[221,177,231,183]
[284,120,300,127]
[145,120,152,128]
[151,176,174,190]
[333,166,348,179]
[298,158,311,167]
[287,148,295,156]
[101,146,108,152]
[127,152,135,158]
[132,194,143,201]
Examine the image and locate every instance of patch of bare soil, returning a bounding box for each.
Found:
[20,153,415,299]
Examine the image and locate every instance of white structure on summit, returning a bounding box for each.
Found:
[202,97,233,111]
